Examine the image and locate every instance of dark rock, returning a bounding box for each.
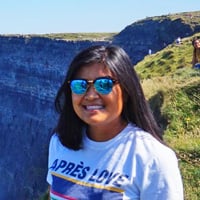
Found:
[0,35,107,199]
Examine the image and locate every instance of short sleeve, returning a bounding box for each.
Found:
[46,134,58,185]
[140,150,184,200]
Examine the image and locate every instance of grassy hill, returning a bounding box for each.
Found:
[145,10,200,25]
[135,33,199,78]
[135,33,200,200]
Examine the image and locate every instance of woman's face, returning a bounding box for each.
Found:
[194,39,200,49]
[71,63,124,129]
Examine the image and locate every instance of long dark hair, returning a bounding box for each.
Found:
[54,45,163,150]
[192,36,200,64]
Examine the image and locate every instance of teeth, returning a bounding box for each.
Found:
[86,105,103,110]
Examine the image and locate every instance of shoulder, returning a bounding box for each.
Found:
[48,133,64,153]
[127,124,178,166]
[49,133,59,146]
[128,125,183,190]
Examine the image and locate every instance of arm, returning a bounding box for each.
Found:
[192,49,197,67]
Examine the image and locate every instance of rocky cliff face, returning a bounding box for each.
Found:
[0,36,107,199]
[113,12,200,64]
[1,11,200,199]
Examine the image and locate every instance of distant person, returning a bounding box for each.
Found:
[176,37,181,45]
[47,45,184,199]
[192,36,200,69]
[148,48,152,55]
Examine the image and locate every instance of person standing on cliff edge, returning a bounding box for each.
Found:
[46,45,184,199]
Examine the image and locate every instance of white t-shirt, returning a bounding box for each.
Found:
[47,123,183,200]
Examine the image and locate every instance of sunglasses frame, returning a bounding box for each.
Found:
[68,76,118,95]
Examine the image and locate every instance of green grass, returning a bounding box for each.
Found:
[135,36,195,78]
[32,32,117,41]
[140,72,200,200]
[140,10,200,28]
[135,33,200,199]
[1,32,117,42]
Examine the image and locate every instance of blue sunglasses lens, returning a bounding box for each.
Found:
[70,80,88,94]
[70,78,115,95]
[94,78,113,94]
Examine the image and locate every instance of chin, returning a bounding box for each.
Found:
[86,120,106,126]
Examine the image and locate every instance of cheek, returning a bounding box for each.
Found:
[112,86,124,110]
[118,93,124,111]
[71,94,81,111]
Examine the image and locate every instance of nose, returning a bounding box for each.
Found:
[84,85,99,100]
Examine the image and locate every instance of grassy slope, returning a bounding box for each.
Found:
[135,33,200,200]
[148,10,200,24]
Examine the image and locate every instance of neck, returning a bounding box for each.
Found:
[87,120,128,142]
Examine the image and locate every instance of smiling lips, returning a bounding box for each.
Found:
[84,105,104,110]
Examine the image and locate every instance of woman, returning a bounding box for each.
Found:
[47,45,183,199]
[192,36,200,69]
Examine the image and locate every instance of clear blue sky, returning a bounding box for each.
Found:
[0,0,199,34]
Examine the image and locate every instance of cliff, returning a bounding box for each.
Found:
[0,36,107,199]
[0,11,200,199]
[113,11,200,64]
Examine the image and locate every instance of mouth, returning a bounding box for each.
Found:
[84,105,104,110]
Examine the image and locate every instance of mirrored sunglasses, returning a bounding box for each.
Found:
[68,76,118,95]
